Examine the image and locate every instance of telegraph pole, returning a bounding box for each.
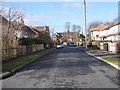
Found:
[84,0,87,49]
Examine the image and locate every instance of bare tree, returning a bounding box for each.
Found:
[72,25,77,32]
[65,22,71,32]
[72,25,82,42]
[87,21,102,34]
[77,25,81,33]
[2,7,24,48]
[64,22,71,42]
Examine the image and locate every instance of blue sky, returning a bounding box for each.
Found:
[3,2,118,33]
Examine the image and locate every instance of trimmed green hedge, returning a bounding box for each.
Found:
[76,38,85,42]
[92,41,100,49]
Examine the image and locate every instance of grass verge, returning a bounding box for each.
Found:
[2,49,54,71]
[85,49,95,53]
[78,46,84,48]
[101,56,120,66]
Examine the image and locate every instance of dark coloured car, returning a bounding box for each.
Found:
[67,42,77,47]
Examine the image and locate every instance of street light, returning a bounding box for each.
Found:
[84,0,88,49]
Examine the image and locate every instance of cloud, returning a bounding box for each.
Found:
[24,13,59,26]
[24,14,46,26]
[24,10,80,26]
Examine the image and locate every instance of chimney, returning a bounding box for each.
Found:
[20,18,24,25]
[105,22,110,26]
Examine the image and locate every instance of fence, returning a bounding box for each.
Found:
[2,44,44,61]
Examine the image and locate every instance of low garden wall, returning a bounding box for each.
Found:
[100,42,120,53]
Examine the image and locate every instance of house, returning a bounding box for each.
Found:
[100,22,120,42]
[31,26,52,44]
[98,22,111,41]
[90,21,120,53]
[52,30,83,43]
[1,15,36,48]
[52,33,63,42]
[13,19,36,39]
[90,22,120,42]
[90,24,106,41]
[32,25,50,34]
[16,25,36,38]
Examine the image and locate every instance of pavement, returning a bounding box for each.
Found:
[87,47,120,59]
[78,47,120,70]
[2,47,119,88]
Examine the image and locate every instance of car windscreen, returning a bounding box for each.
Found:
[70,42,75,44]
[57,43,62,45]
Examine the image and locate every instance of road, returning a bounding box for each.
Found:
[2,47,119,88]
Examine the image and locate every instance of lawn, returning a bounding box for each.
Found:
[101,56,120,66]
[85,49,95,53]
[2,49,54,71]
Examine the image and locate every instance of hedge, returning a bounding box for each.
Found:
[18,37,53,46]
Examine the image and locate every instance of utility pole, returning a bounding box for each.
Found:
[84,0,87,49]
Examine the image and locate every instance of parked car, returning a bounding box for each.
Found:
[67,42,77,47]
[87,43,92,47]
[56,43,64,49]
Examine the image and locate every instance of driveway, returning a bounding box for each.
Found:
[2,47,119,88]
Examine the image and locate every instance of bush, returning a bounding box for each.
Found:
[18,38,32,46]
[92,41,100,49]
[18,38,44,46]
[34,38,44,44]
[76,38,85,42]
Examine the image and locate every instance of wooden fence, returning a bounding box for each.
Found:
[2,44,44,61]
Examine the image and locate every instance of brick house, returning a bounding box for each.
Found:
[52,30,81,43]
[31,26,52,44]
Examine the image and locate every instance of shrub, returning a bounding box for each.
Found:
[18,38,32,46]
[18,38,44,46]
[34,38,44,44]
[92,41,100,49]
[76,38,85,42]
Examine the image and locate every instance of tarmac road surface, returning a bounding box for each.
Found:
[2,47,119,88]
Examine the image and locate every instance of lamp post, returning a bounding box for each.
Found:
[84,0,87,49]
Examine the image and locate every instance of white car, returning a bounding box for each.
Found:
[56,43,63,49]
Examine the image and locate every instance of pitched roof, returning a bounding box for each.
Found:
[101,23,111,30]
[90,24,106,32]
[90,22,120,32]
[102,22,120,30]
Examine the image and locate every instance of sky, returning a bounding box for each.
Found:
[3,1,118,34]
